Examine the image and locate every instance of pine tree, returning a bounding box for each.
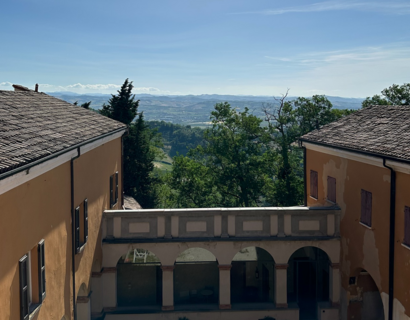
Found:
[100,79,158,208]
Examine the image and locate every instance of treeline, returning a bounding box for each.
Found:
[99,80,410,209]
[147,121,205,157]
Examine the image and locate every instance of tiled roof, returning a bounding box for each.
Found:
[0,91,126,174]
[300,105,410,162]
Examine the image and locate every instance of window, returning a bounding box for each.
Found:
[110,172,119,207]
[404,206,410,246]
[327,176,336,203]
[360,190,372,227]
[310,170,318,199]
[19,240,46,320]
[75,199,88,254]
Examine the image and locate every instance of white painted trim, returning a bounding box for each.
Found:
[385,159,410,174]
[80,130,124,154]
[0,130,125,196]
[302,141,384,168]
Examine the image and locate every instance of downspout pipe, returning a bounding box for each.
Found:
[121,129,129,207]
[299,141,307,206]
[71,147,81,320]
[383,158,396,320]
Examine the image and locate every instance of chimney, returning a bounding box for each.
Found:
[12,84,31,92]
[35,84,39,92]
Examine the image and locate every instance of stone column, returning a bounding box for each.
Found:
[162,265,175,311]
[77,296,91,320]
[218,265,232,309]
[101,267,117,311]
[275,264,288,308]
[329,263,340,307]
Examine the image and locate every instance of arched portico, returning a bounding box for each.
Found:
[287,247,331,319]
[116,248,162,308]
[174,248,219,307]
[231,247,275,305]
[100,239,340,312]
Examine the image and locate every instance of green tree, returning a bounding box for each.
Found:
[73,101,92,109]
[362,83,410,108]
[169,102,274,207]
[263,93,353,206]
[100,79,159,208]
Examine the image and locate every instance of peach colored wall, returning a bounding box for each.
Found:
[73,137,122,301]
[394,171,410,315]
[306,148,410,318]
[0,136,122,320]
[0,162,72,320]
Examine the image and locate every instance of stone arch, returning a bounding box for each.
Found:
[347,268,385,320]
[277,241,339,265]
[230,246,275,304]
[287,246,332,319]
[116,248,162,307]
[174,247,219,305]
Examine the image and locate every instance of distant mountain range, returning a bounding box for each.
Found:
[48,92,364,126]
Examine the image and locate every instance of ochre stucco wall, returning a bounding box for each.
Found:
[306,148,410,318]
[394,171,410,317]
[0,136,122,320]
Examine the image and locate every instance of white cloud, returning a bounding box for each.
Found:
[0,82,12,87]
[262,43,410,97]
[232,1,410,15]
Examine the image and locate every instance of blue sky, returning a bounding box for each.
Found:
[1,0,409,97]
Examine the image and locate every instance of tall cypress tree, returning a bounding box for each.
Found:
[101,79,158,208]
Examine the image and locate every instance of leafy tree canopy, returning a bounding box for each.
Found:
[362,83,410,108]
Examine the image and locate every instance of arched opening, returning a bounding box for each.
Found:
[348,270,384,320]
[116,248,162,307]
[231,247,275,305]
[174,248,219,307]
[288,247,330,319]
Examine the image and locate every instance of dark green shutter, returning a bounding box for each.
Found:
[115,171,119,204]
[38,240,46,302]
[19,255,29,320]
[75,206,80,253]
[84,199,88,243]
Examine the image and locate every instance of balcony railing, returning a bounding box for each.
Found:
[103,206,340,241]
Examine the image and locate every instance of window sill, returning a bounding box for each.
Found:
[309,196,318,201]
[29,303,42,319]
[111,201,118,209]
[401,243,410,251]
[326,199,336,205]
[77,242,87,254]
[359,222,373,230]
